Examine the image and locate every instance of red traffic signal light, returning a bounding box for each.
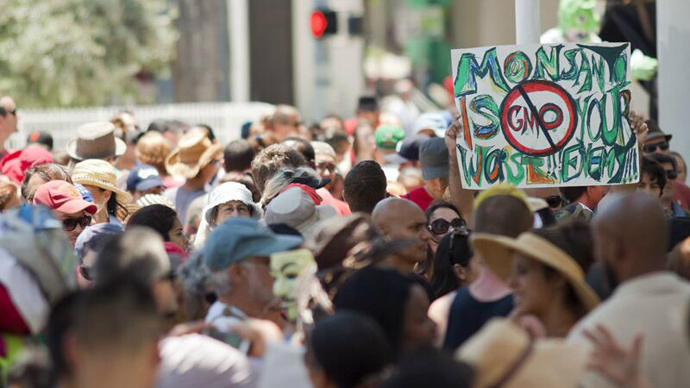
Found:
[310,9,337,39]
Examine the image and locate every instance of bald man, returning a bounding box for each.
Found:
[372,197,431,272]
[568,193,690,388]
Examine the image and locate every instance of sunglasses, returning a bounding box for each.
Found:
[546,195,563,209]
[62,215,91,232]
[666,169,678,180]
[0,107,16,116]
[643,142,670,153]
[429,218,466,235]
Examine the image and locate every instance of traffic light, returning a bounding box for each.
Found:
[310,8,337,39]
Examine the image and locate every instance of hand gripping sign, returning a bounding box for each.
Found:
[451,43,638,189]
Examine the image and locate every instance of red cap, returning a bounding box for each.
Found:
[33,180,97,215]
[0,146,53,184]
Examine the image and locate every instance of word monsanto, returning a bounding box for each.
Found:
[451,43,638,189]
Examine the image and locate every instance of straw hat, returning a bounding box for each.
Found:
[136,131,171,167]
[471,232,600,312]
[456,319,589,388]
[72,159,133,220]
[66,122,127,161]
[165,131,222,179]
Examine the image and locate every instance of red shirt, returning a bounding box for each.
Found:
[317,188,351,216]
[404,186,435,211]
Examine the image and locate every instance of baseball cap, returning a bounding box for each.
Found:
[204,218,303,270]
[312,141,337,165]
[375,125,406,151]
[419,137,449,180]
[397,134,430,162]
[26,130,54,151]
[33,180,97,215]
[127,164,163,192]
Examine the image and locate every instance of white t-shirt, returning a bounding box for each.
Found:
[156,333,257,388]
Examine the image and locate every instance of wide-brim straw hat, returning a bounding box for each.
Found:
[456,319,589,388]
[66,122,127,161]
[471,232,600,312]
[72,159,133,219]
[165,131,222,179]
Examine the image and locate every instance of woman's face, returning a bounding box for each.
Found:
[83,184,111,207]
[168,217,189,252]
[507,253,559,319]
[428,207,462,252]
[401,285,436,351]
[214,200,251,226]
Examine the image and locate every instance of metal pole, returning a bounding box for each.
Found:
[515,0,541,44]
[658,0,690,159]
[229,0,250,102]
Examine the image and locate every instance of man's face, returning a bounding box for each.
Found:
[637,172,662,199]
[0,97,18,135]
[54,210,90,245]
[426,177,449,199]
[385,207,431,257]
[643,137,670,155]
[274,115,302,142]
[243,256,279,317]
[316,159,337,191]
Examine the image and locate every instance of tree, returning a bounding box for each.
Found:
[0,0,177,108]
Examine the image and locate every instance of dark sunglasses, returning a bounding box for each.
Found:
[62,215,91,232]
[546,195,563,209]
[429,218,466,235]
[666,169,678,180]
[0,107,16,116]
[643,142,669,153]
[79,265,94,281]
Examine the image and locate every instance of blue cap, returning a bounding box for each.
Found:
[74,184,94,203]
[204,218,303,270]
[127,164,163,192]
[74,223,124,261]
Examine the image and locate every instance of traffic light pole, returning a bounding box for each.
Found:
[515,0,541,44]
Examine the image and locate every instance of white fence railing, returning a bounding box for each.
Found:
[8,102,276,150]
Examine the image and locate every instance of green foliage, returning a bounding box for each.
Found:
[0,0,177,108]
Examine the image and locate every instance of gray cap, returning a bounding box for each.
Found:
[419,137,449,180]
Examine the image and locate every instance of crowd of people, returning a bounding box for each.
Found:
[1,91,690,388]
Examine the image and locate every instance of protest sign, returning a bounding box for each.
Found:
[451,42,637,189]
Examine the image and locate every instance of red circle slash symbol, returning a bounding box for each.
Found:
[499,80,577,156]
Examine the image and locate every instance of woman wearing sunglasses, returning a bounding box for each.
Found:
[32,180,97,245]
[425,200,465,254]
